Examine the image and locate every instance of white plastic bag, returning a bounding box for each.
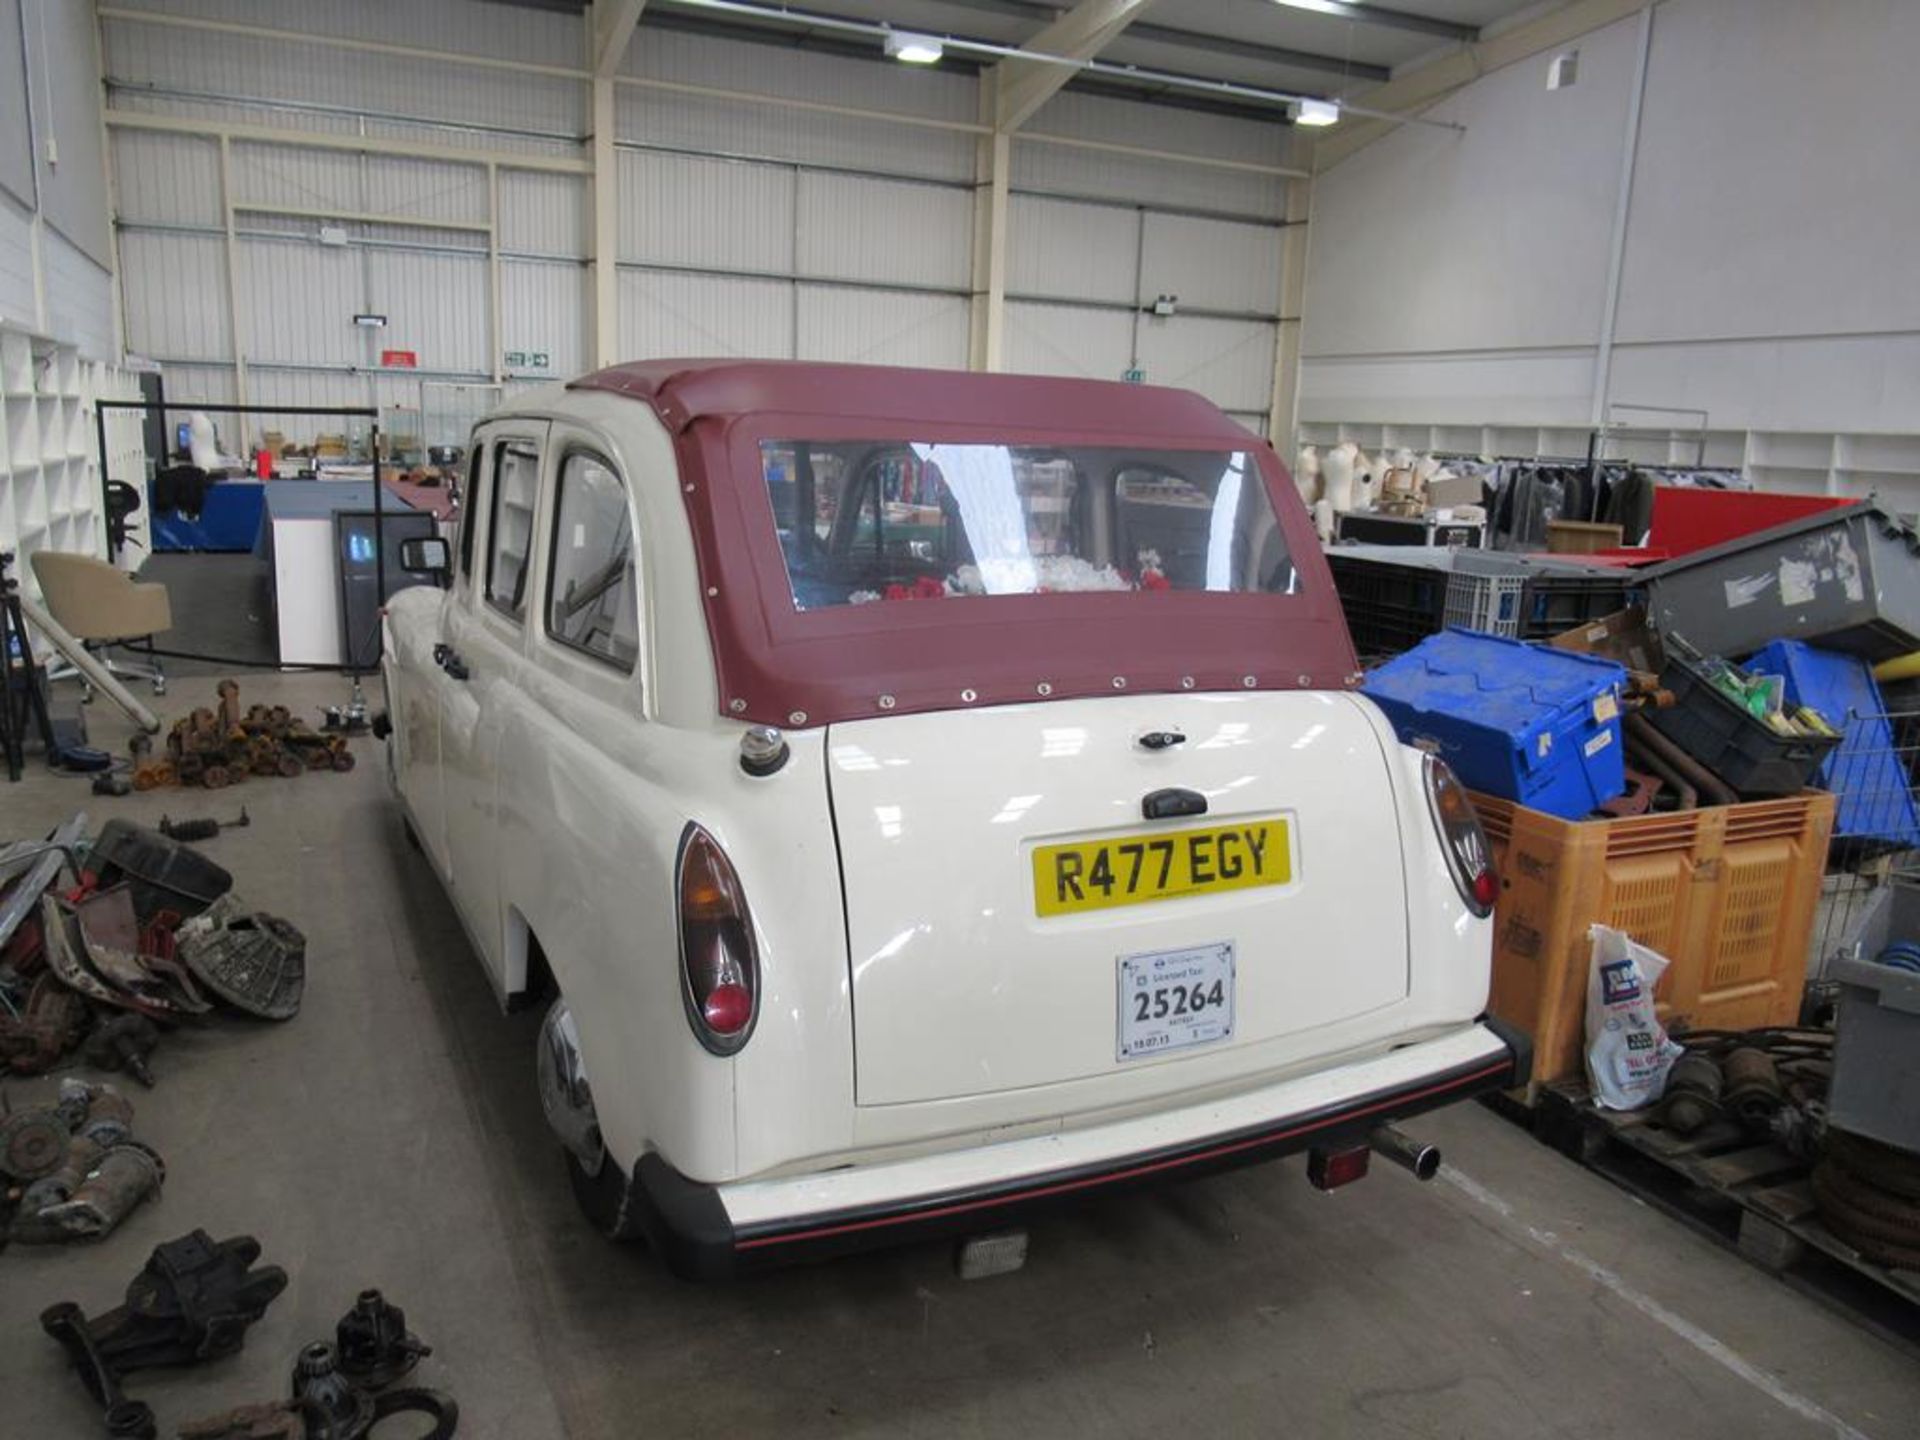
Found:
[1584,924,1685,1110]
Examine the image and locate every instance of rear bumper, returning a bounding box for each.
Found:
[632,1017,1530,1280]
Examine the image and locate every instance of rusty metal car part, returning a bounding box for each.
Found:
[1812,1133,1920,1270]
[74,884,214,1016]
[76,885,148,990]
[42,896,170,1019]
[369,1389,459,1439]
[0,970,89,1074]
[41,1230,288,1382]
[90,819,235,920]
[0,1100,69,1179]
[160,809,251,843]
[291,1342,376,1440]
[178,1401,304,1440]
[335,1289,432,1390]
[0,812,89,951]
[139,951,214,1014]
[177,895,307,1021]
[1719,1046,1785,1129]
[39,1310,160,1437]
[38,1298,159,1439]
[63,1077,136,1135]
[85,1013,161,1088]
[19,1132,108,1213]
[23,1141,166,1242]
[1656,1050,1724,1135]
[1597,766,1661,818]
[216,679,243,733]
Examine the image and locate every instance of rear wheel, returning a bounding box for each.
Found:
[566,1147,645,1241]
[538,995,644,1241]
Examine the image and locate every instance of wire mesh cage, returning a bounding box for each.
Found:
[1807,707,1920,1006]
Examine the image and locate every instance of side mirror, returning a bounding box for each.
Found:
[399,535,452,585]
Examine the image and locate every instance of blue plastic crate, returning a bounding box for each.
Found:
[1362,628,1628,819]
[1746,640,1920,847]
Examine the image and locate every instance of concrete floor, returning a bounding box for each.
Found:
[3,672,1917,1440]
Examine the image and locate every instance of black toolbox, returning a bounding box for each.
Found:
[1645,656,1840,798]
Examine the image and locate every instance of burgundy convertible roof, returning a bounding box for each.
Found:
[574,359,1261,440]
[569,360,1359,729]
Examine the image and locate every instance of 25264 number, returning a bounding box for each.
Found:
[1131,979,1227,1023]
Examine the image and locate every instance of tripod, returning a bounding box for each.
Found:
[0,551,56,782]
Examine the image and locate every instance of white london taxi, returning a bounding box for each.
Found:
[379,359,1526,1279]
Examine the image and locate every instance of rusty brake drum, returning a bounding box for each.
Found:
[176,896,307,1021]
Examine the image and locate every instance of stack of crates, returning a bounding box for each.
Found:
[1325,548,1455,658]
[1329,545,1630,658]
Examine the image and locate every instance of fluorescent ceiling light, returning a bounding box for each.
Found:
[1295,97,1341,126]
[1269,0,1355,17]
[884,31,943,64]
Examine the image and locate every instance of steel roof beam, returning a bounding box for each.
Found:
[994,0,1158,131]
[933,0,1393,80]
[594,0,650,75]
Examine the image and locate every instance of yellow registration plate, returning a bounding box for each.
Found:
[1032,819,1291,918]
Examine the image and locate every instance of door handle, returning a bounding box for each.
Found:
[432,643,470,681]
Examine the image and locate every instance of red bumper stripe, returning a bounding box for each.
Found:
[735,1056,1510,1252]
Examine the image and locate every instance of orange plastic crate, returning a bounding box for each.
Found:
[1473,790,1836,1099]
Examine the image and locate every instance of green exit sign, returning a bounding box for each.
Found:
[504,350,526,367]
[1123,367,1146,384]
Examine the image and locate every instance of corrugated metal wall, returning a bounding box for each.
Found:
[42,230,117,363]
[103,1,1292,438]
[0,191,37,326]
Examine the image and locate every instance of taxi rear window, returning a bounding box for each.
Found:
[760,441,1297,612]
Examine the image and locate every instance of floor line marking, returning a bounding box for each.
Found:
[1441,1166,1875,1440]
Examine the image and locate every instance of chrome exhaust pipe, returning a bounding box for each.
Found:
[1369,1124,1441,1181]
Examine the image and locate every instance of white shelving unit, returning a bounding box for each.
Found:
[1297,419,1920,514]
[0,324,141,614]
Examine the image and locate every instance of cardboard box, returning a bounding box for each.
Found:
[1425,473,1486,510]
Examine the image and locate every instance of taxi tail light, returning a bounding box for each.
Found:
[677,824,759,1055]
[1424,754,1497,919]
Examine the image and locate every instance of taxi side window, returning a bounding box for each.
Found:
[486,440,541,617]
[546,450,639,672]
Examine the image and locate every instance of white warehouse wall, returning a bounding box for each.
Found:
[0,0,117,357]
[1299,0,1920,464]
[99,0,1300,446]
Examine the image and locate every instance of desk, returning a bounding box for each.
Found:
[150,478,266,552]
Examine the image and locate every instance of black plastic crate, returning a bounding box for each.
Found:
[1518,573,1634,641]
[1327,554,1450,658]
[1645,657,1841,799]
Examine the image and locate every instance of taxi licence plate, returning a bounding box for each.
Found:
[1031,818,1290,917]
